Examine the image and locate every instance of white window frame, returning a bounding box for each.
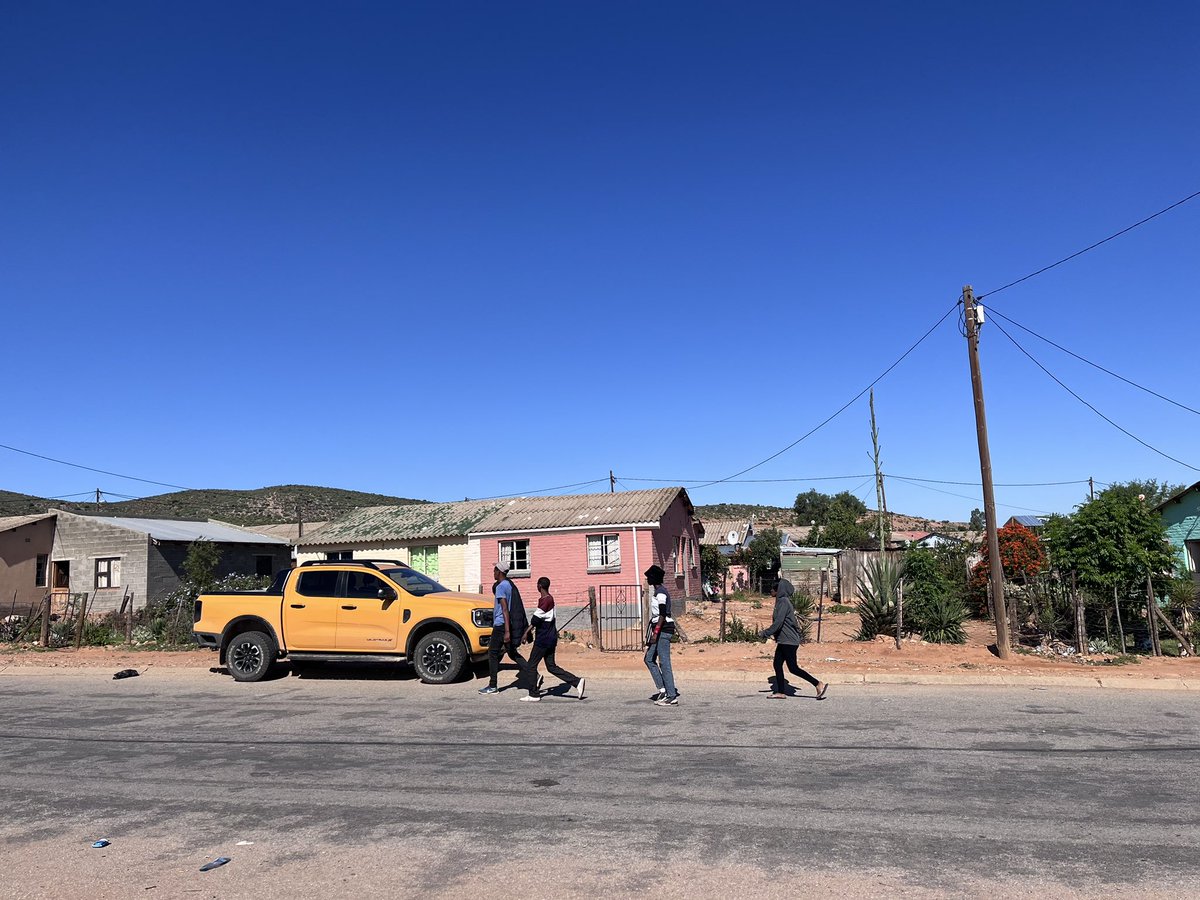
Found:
[586,534,621,573]
[95,557,121,589]
[499,540,531,577]
[325,550,353,561]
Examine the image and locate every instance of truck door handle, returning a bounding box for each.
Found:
[290,604,306,609]
[341,605,357,610]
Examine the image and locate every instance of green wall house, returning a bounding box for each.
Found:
[1155,482,1200,581]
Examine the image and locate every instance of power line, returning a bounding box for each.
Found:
[986,308,1200,417]
[0,442,195,491]
[620,474,874,485]
[889,475,1090,487]
[688,300,961,490]
[989,317,1200,472]
[979,189,1200,300]
[887,474,1056,516]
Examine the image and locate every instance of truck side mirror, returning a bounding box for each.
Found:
[378,587,397,602]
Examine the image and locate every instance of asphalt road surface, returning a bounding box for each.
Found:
[1,663,1198,899]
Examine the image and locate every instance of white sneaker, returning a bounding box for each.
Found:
[649,688,666,702]
[574,677,586,700]
[520,694,541,702]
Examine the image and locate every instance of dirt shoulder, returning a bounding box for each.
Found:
[3,603,1196,689]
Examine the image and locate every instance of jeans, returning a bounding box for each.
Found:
[773,643,819,691]
[644,633,677,698]
[520,644,579,694]
[487,624,527,688]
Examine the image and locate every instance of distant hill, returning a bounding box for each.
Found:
[0,485,426,526]
[695,503,967,534]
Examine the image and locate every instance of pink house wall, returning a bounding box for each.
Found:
[477,495,702,608]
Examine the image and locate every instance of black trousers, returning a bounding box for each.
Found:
[487,625,527,687]
[520,644,579,693]
[773,644,819,691]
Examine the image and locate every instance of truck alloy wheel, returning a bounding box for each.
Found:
[413,631,465,684]
[226,631,275,682]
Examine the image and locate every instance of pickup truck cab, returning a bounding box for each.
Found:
[193,560,494,683]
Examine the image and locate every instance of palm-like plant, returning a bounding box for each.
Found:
[856,556,903,640]
[920,594,968,644]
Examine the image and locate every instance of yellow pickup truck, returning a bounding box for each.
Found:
[193,560,494,683]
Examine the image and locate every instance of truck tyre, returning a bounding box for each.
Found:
[226,630,276,682]
[412,631,466,684]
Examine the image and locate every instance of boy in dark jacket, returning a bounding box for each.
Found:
[762,578,827,700]
[479,561,530,695]
[518,577,586,702]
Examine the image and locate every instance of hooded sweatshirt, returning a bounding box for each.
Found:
[762,578,802,646]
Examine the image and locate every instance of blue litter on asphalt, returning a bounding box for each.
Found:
[91,840,111,848]
[199,857,231,871]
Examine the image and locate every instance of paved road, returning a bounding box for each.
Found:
[1,665,1198,899]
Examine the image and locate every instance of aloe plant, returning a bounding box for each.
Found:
[856,555,904,640]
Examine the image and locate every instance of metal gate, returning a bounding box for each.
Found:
[596,584,645,651]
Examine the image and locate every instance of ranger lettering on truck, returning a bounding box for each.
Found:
[192,560,494,683]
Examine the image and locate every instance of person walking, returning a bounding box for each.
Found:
[479,561,529,695]
[643,564,679,706]
[762,578,827,700]
[518,577,586,702]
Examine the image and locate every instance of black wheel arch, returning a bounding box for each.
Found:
[405,617,471,657]
[220,616,282,663]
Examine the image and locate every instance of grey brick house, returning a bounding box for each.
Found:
[47,510,291,613]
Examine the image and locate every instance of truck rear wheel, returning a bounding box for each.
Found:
[412,631,466,684]
[226,630,276,682]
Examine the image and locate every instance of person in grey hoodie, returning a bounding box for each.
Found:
[761,578,827,700]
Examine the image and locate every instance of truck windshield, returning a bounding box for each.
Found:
[382,567,450,596]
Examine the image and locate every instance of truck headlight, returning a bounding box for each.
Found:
[472,608,493,628]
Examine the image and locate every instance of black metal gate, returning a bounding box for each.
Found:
[596,584,645,651]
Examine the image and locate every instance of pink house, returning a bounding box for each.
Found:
[469,487,703,607]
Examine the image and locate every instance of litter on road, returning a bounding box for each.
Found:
[91,840,111,848]
[199,857,231,871]
[112,669,139,680]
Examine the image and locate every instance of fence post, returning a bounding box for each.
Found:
[73,592,90,650]
[816,569,826,643]
[719,572,728,642]
[1146,573,1162,657]
[126,592,135,645]
[1113,585,1126,654]
[587,586,600,649]
[39,596,50,646]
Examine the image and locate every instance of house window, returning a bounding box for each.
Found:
[587,534,621,572]
[687,537,695,570]
[409,546,440,579]
[95,557,121,589]
[35,555,48,588]
[52,560,70,590]
[255,555,274,577]
[499,540,530,576]
[325,550,353,561]
[674,536,685,576]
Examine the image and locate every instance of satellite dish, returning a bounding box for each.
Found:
[727,530,740,545]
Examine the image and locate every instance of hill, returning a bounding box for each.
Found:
[0,485,426,526]
[695,503,967,534]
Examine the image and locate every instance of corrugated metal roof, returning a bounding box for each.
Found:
[1008,515,1047,528]
[297,500,504,546]
[472,487,691,534]
[0,513,54,533]
[698,519,750,547]
[234,522,328,543]
[86,516,289,544]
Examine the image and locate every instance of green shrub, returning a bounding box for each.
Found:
[725,614,765,643]
[918,594,967,644]
[856,556,902,641]
[790,591,814,643]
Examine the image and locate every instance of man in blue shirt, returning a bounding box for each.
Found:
[479,561,529,695]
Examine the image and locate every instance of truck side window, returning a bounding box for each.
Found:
[345,572,387,599]
[296,571,340,597]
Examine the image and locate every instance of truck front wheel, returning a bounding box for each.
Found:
[226,630,276,682]
[412,631,466,684]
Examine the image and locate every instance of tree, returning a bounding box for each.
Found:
[183,539,220,589]
[969,522,1045,611]
[968,508,985,531]
[1042,482,1175,598]
[744,528,783,583]
[793,489,831,525]
[700,544,729,588]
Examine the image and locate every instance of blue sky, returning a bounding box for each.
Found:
[2,1,1198,522]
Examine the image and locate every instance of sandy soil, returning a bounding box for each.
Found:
[3,598,1196,684]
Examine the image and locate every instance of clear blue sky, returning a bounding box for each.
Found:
[3,1,1198,522]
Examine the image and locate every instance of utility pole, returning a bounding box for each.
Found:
[609,470,615,493]
[297,503,304,539]
[869,389,887,553]
[962,285,1011,658]
[95,488,101,513]
[1089,477,1095,501]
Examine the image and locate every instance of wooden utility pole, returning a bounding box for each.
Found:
[870,389,887,553]
[609,470,615,493]
[962,286,1011,658]
[1088,477,1095,501]
[95,488,101,513]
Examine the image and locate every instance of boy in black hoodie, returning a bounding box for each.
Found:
[761,578,827,700]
